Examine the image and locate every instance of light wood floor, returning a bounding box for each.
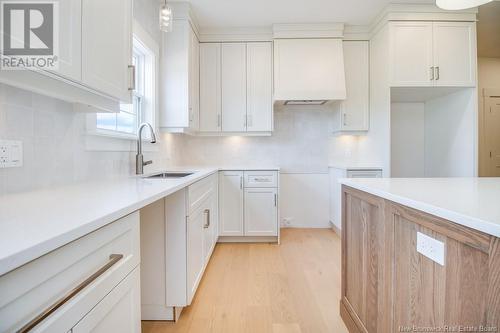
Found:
[142,228,348,333]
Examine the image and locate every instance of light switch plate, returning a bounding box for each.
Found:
[417,232,445,266]
[0,140,23,168]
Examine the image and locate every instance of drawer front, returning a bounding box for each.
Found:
[244,171,278,188]
[0,212,140,333]
[188,173,217,214]
[346,170,383,178]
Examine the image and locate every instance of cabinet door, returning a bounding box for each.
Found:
[202,197,216,263]
[244,188,278,237]
[72,267,141,333]
[199,43,222,132]
[48,0,81,82]
[189,29,200,130]
[187,206,204,304]
[246,42,273,132]
[82,0,132,102]
[433,22,476,87]
[338,41,369,131]
[389,22,434,87]
[222,43,247,132]
[219,171,244,236]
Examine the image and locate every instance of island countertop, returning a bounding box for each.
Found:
[339,177,500,238]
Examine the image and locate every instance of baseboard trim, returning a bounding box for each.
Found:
[217,236,278,243]
[340,298,365,333]
[330,221,342,237]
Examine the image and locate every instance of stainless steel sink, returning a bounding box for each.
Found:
[144,172,195,179]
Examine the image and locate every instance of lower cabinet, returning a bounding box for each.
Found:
[244,188,278,236]
[0,212,141,332]
[72,267,141,333]
[219,170,279,240]
[141,173,219,320]
[341,186,500,332]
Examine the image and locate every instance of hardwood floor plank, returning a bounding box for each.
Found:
[142,229,348,333]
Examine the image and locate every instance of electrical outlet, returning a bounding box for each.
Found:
[417,232,445,266]
[0,140,23,168]
[281,218,292,227]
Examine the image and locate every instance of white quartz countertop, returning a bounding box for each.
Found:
[0,168,221,276]
[340,178,500,238]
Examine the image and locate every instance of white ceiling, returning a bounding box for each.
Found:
[172,0,433,28]
[477,1,500,58]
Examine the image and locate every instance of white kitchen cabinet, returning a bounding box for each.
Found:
[0,212,140,332]
[222,43,247,132]
[49,0,82,82]
[273,38,346,101]
[161,20,200,132]
[200,42,273,134]
[187,202,205,303]
[199,43,222,132]
[389,22,434,87]
[334,41,370,132]
[142,174,218,320]
[432,22,476,87]
[219,171,244,236]
[82,0,133,102]
[389,21,476,87]
[246,42,273,132]
[72,267,141,333]
[244,188,278,236]
[219,170,279,240]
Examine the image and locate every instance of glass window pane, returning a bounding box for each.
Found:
[96,113,116,131]
[120,102,134,115]
[116,112,136,134]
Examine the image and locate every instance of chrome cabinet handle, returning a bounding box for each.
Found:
[253,177,269,182]
[430,66,434,81]
[435,66,440,80]
[203,209,210,228]
[274,193,277,207]
[18,254,124,333]
[128,65,136,91]
[217,114,221,128]
[343,113,348,126]
[240,176,243,189]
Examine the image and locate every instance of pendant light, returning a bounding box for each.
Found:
[436,0,493,10]
[160,0,173,32]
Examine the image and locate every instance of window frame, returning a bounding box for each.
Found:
[86,20,159,148]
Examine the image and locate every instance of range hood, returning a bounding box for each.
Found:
[273,24,347,105]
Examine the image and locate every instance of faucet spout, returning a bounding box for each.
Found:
[136,122,157,175]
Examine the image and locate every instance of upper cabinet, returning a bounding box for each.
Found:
[199,42,273,134]
[160,20,200,132]
[389,21,476,87]
[82,0,133,103]
[273,38,346,101]
[333,41,370,133]
[0,0,133,112]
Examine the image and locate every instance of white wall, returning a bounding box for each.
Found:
[391,103,425,177]
[424,89,476,177]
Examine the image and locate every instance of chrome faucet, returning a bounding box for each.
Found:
[136,122,157,175]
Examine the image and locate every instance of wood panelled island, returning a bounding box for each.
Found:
[338,178,500,333]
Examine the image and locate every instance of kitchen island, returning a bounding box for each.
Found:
[339,178,500,333]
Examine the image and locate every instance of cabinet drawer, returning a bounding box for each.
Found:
[0,212,140,333]
[244,171,278,188]
[188,173,217,214]
[346,170,383,178]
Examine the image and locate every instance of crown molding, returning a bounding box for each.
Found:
[272,23,345,39]
[199,27,273,42]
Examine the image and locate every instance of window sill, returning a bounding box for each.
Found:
[85,130,160,152]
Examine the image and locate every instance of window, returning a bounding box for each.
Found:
[95,31,157,138]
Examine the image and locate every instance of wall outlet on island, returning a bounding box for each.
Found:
[417,232,445,266]
[281,217,292,227]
